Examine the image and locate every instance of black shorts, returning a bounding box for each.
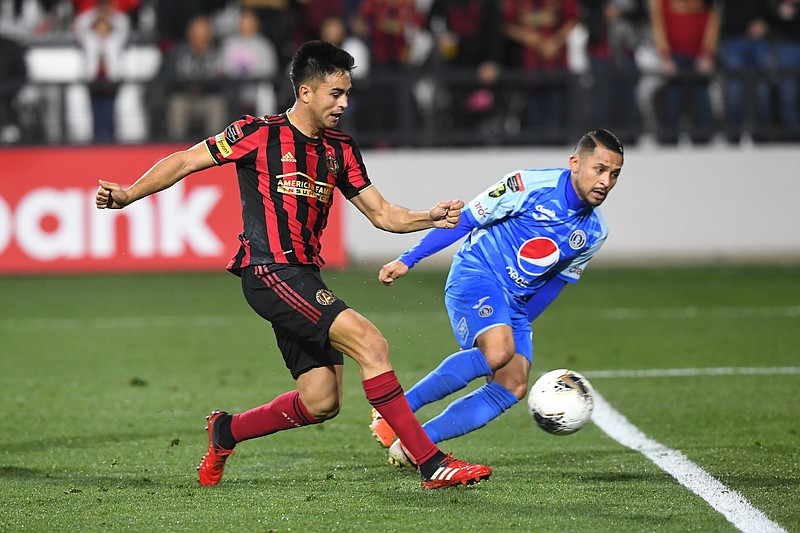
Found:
[241,264,349,379]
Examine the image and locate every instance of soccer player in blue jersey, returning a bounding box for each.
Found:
[370,129,624,467]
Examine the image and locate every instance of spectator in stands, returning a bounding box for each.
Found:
[769,0,800,139]
[72,0,141,30]
[154,0,228,53]
[292,0,346,44]
[649,0,719,144]
[240,0,299,69]
[74,0,130,142]
[221,8,280,117]
[717,0,772,142]
[502,0,580,144]
[425,0,503,138]
[0,34,29,144]
[319,14,370,80]
[351,0,423,138]
[579,0,644,143]
[157,14,227,141]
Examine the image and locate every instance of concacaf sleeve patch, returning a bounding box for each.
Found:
[507,172,524,192]
[214,133,233,157]
[225,122,243,145]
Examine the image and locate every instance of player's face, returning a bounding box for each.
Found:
[307,71,352,130]
[569,145,622,207]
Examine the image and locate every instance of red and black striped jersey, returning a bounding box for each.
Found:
[204,113,372,271]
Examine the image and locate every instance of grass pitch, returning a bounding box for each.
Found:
[1,265,798,532]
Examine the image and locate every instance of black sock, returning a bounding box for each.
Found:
[216,414,237,450]
[418,450,447,479]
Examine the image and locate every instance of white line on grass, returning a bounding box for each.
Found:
[585,367,800,378]
[592,392,787,533]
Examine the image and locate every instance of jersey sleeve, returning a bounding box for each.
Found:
[466,171,531,226]
[398,210,478,268]
[204,116,264,165]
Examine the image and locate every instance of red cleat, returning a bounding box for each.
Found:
[197,410,234,486]
[421,453,492,490]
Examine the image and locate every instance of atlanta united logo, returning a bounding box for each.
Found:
[326,155,339,176]
[316,289,337,306]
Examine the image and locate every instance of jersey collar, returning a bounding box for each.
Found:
[561,169,589,212]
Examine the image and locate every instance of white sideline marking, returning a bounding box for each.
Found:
[593,392,787,533]
[585,367,800,379]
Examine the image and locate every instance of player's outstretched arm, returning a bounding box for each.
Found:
[95,142,215,210]
[378,259,409,286]
[350,187,464,233]
[378,209,479,286]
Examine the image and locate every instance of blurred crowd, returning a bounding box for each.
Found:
[0,0,799,147]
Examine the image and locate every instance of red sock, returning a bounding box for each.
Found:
[363,370,439,465]
[230,390,318,443]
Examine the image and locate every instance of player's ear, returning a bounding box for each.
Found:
[298,84,312,104]
[569,153,580,173]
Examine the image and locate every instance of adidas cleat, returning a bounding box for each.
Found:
[197,410,234,486]
[421,453,491,490]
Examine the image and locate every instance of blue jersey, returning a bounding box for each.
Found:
[451,168,608,300]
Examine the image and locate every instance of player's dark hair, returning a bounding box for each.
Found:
[575,129,624,157]
[289,40,355,96]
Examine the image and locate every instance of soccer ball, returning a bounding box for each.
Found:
[527,369,594,435]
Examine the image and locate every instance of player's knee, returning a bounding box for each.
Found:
[481,345,516,370]
[306,396,341,421]
[332,311,390,368]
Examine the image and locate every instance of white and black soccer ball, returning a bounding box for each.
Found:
[527,369,594,435]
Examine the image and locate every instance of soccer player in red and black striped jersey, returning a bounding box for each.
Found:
[95,40,491,489]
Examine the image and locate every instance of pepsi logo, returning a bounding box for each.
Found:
[517,237,560,276]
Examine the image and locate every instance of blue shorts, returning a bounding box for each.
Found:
[444,272,533,363]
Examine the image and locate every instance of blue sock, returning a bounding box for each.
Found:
[423,381,519,443]
[406,347,492,412]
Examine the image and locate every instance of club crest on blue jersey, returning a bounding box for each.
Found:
[517,237,560,276]
[569,230,587,250]
[472,296,494,317]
